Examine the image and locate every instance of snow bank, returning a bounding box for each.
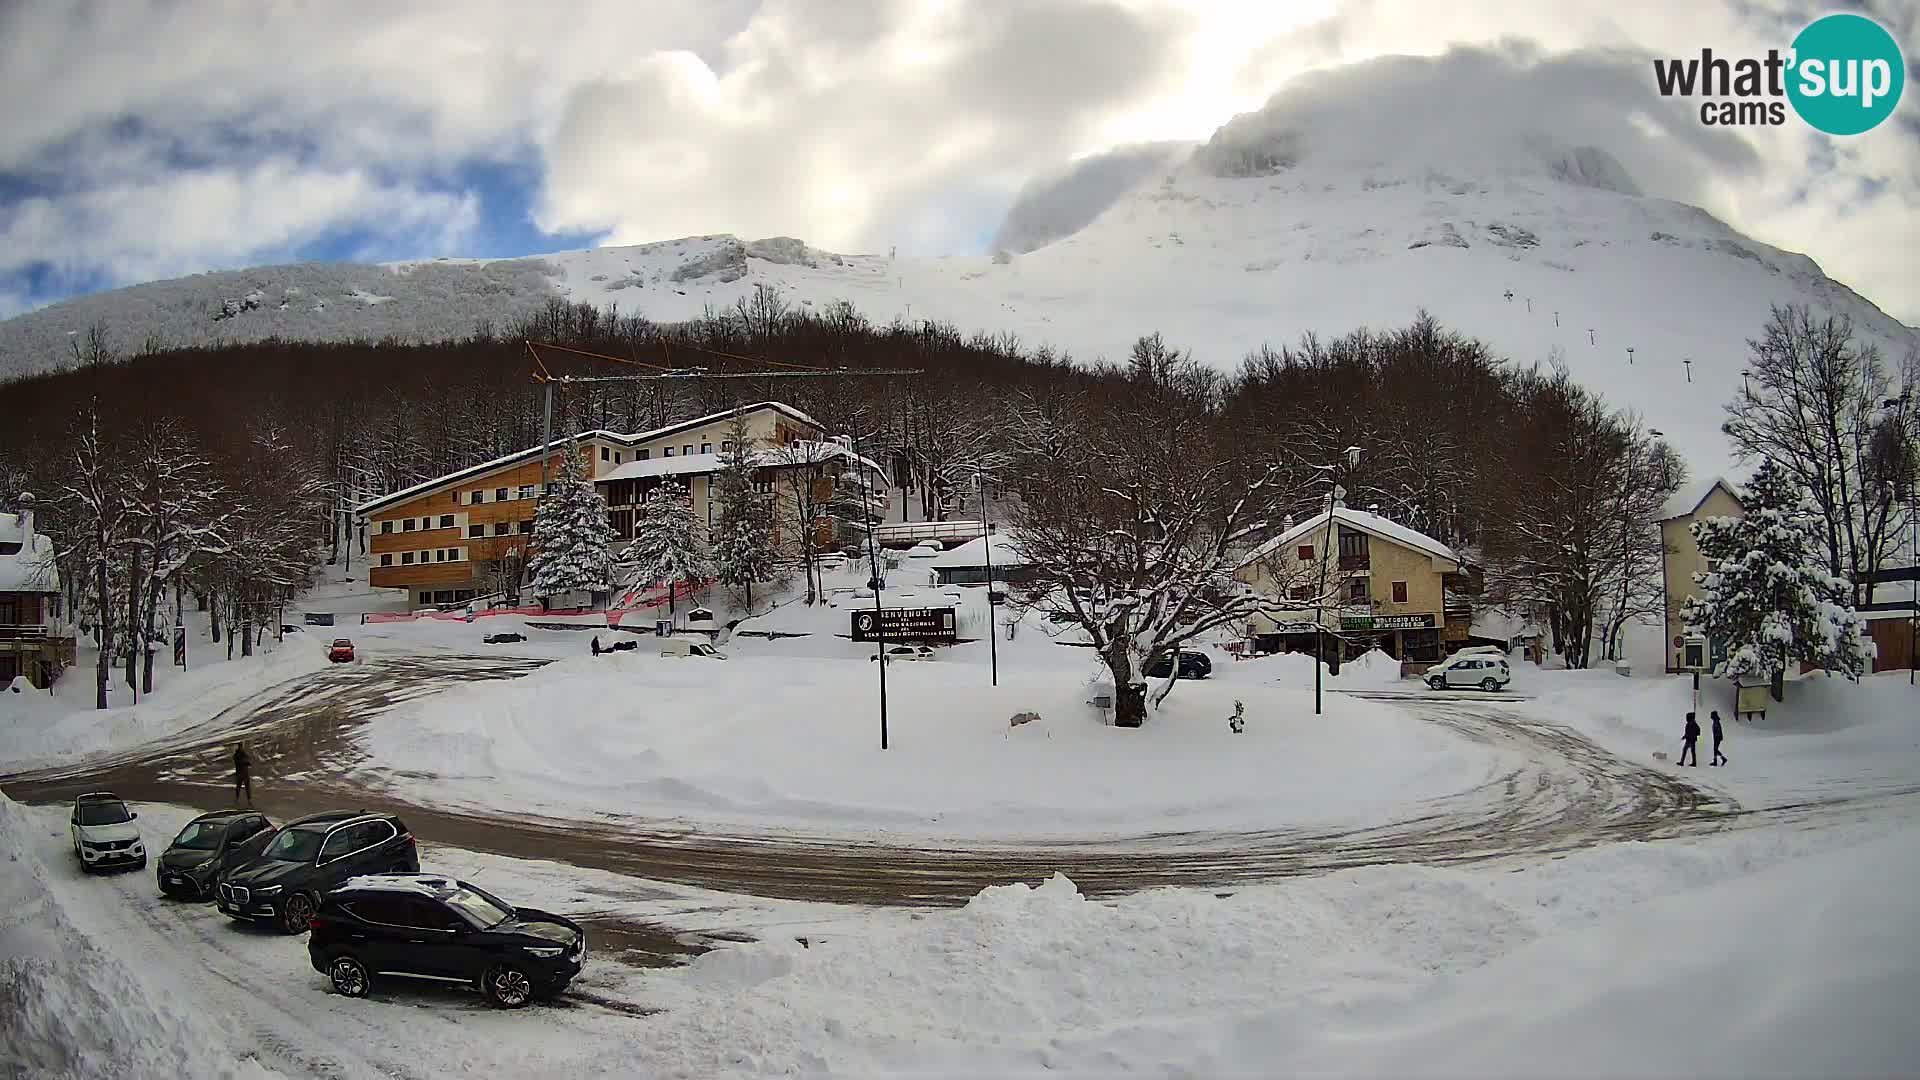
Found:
[1521,668,1920,807]
[627,817,1920,1076]
[358,650,1492,838]
[0,795,284,1079]
[0,617,330,770]
[1216,645,1409,691]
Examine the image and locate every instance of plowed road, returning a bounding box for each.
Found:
[4,652,1864,907]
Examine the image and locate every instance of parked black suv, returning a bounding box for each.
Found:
[216,810,418,934]
[157,810,275,899]
[310,875,585,1008]
[1144,649,1213,679]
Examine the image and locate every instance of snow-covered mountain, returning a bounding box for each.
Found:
[5,133,1914,473]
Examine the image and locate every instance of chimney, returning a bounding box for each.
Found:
[15,491,33,540]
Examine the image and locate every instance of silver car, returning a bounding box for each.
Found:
[1426,654,1512,691]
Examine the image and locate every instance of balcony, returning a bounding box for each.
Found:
[1338,554,1370,571]
[0,623,51,642]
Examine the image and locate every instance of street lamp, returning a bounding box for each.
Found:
[850,417,890,749]
[1312,446,1364,716]
[976,465,998,688]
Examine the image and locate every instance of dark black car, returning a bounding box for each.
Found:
[483,632,525,644]
[1145,649,1213,679]
[157,810,275,899]
[310,875,585,1008]
[216,810,419,934]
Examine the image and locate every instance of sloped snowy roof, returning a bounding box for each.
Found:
[928,531,1028,569]
[1239,507,1457,569]
[0,511,60,593]
[597,440,883,484]
[1658,476,1742,522]
[354,402,825,514]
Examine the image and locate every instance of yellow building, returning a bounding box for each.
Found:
[1235,505,1470,665]
[1656,476,1745,672]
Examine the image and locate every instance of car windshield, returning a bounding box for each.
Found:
[442,885,515,930]
[170,820,227,849]
[262,826,325,862]
[76,802,131,825]
[333,639,352,647]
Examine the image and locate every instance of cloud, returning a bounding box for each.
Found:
[0,0,1913,325]
[990,142,1191,253]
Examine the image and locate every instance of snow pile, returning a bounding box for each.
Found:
[629,820,1920,1076]
[0,795,284,1079]
[1219,645,1409,691]
[358,650,1488,837]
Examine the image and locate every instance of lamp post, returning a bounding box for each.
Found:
[976,467,998,688]
[852,416,889,749]
[1313,446,1364,716]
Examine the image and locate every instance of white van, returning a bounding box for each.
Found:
[1426,652,1511,691]
[660,638,725,659]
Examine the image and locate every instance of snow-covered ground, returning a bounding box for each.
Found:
[356,636,1492,839]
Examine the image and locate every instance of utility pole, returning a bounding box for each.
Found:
[1314,446,1363,716]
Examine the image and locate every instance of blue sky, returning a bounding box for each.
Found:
[1,0,1914,324]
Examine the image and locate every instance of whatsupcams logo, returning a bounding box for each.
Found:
[1653,13,1905,134]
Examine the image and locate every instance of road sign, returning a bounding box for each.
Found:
[851,606,956,642]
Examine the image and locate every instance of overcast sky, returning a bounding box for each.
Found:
[1,0,1914,323]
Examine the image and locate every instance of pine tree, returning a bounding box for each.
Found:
[1683,458,1872,683]
[628,482,709,619]
[529,445,614,601]
[710,417,777,615]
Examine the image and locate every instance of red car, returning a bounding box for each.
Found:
[327,638,355,663]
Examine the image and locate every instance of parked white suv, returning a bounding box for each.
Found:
[1426,653,1512,692]
[70,792,146,873]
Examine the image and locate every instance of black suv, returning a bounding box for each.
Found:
[1145,649,1213,680]
[310,875,585,1008]
[157,810,275,899]
[216,810,418,934]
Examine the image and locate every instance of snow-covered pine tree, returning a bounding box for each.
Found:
[710,416,777,615]
[1682,458,1872,685]
[627,482,709,620]
[529,444,614,603]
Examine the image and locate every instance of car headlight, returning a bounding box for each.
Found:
[524,946,564,959]
[254,885,283,896]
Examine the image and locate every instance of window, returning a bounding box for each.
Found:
[380,554,392,567]
[401,552,414,565]
[472,490,485,504]
[318,828,359,863]
[519,485,536,500]
[1338,530,1370,569]
[600,446,610,461]
[496,487,509,502]
[700,442,712,454]
[638,449,650,460]
[1296,545,1314,561]
[683,444,693,456]
[468,524,484,539]
[380,521,393,534]
[1391,581,1409,604]
[493,522,510,535]
[754,475,774,495]
[614,452,623,464]
[1347,577,1369,603]
[403,518,416,532]
[1288,585,1311,601]
[439,514,454,529]
[663,447,674,457]
[721,440,734,452]
[518,520,534,534]
[433,550,444,562]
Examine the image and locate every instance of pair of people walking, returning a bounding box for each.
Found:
[1679,711,1728,767]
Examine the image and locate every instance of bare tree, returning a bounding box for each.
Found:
[1723,305,1915,601]
[56,411,128,709]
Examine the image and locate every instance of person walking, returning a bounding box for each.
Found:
[233,742,253,805]
[1710,710,1728,766]
[591,635,602,657]
[1679,712,1700,766]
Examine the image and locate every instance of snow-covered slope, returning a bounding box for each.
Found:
[5,144,1914,472]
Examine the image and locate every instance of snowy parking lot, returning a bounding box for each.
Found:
[5,616,1920,1077]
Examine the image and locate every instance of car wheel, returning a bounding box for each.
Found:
[329,955,372,998]
[280,892,317,935]
[1480,677,1498,692]
[1427,677,1444,690]
[483,964,535,1009]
